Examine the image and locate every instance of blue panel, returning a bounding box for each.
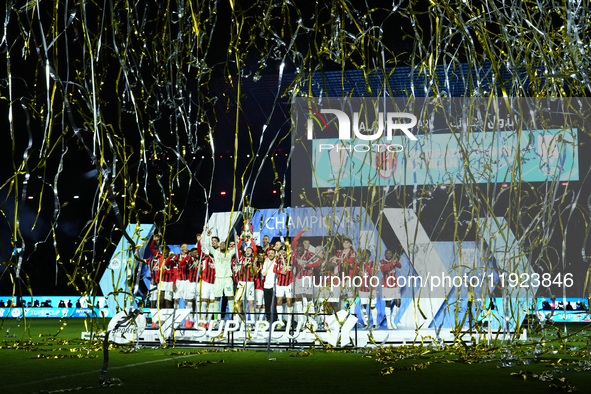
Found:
[99,224,155,317]
[312,129,579,187]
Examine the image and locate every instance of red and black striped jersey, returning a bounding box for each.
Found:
[292,250,317,278]
[175,254,196,282]
[237,238,258,256]
[234,255,257,282]
[148,239,160,258]
[160,257,176,283]
[148,239,176,283]
[338,249,357,276]
[147,258,159,285]
[186,261,199,282]
[380,258,402,287]
[320,257,336,282]
[252,257,265,290]
[273,256,294,286]
[254,269,264,290]
[304,255,322,277]
[328,249,356,276]
[234,238,258,282]
[188,256,206,282]
[290,229,305,279]
[355,260,375,292]
[200,255,216,284]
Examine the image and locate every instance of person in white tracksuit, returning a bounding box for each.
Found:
[202,228,237,324]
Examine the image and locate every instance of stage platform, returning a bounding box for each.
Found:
[82,318,527,349]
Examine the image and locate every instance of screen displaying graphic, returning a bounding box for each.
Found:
[311,129,578,187]
[532,298,590,323]
[292,97,580,188]
[291,97,590,306]
[0,296,114,319]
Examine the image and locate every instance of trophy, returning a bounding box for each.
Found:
[242,207,254,241]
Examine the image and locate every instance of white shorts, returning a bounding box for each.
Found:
[295,277,313,296]
[160,281,173,301]
[341,284,355,299]
[312,280,322,299]
[255,289,264,306]
[190,281,200,300]
[174,280,189,300]
[236,281,255,302]
[276,285,293,299]
[359,291,377,305]
[180,280,199,301]
[382,287,401,300]
[200,281,215,301]
[159,281,173,292]
[214,277,234,298]
[330,285,341,302]
[317,286,339,303]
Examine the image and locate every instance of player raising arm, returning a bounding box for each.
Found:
[202,227,236,326]
[235,233,258,323]
[380,249,402,329]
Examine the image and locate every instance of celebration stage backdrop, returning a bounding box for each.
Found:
[1,1,591,342]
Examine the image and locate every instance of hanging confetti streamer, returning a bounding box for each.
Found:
[0,0,590,358]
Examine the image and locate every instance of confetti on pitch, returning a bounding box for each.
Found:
[2,0,591,350]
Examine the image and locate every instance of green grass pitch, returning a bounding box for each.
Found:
[1,318,591,393]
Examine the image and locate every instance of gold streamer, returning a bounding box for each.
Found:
[290,350,313,357]
[178,360,225,369]
[1,0,591,359]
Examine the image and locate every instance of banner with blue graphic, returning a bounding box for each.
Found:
[312,129,579,187]
[0,296,113,319]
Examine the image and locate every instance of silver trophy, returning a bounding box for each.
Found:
[242,207,255,241]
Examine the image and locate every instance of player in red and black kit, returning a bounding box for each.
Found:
[173,243,193,310]
[356,249,378,329]
[253,251,266,321]
[146,255,159,308]
[172,243,198,327]
[274,248,294,328]
[328,236,357,311]
[231,253,239,295]
[234,234,258,323]
[292,227,320,324]
[149,234,176,309]
[311,247,329,325]
[148,236,162,309]
[161,249,177,309]
[197,233,217,323]
[186,247,201,324]
[380,249,402,329]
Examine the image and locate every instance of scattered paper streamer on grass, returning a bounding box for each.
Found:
[380,362,431,375]
[290,350,313,357]
[511,370,577,392]
[178,360,225,369]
